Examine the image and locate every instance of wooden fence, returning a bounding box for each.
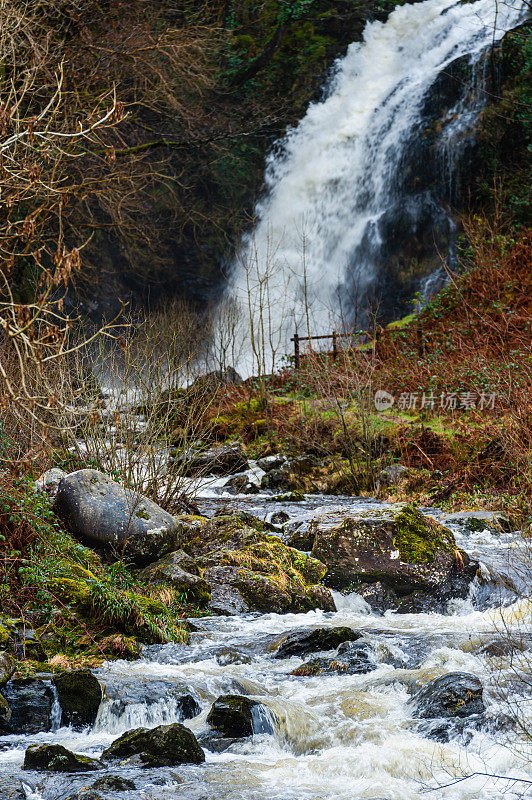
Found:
[290,330,367,369]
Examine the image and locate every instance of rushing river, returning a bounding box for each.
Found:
[1,495,530,800]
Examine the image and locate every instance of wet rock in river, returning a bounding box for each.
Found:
[53,469,182,565]
[257,454,287,472]
[23,743,103,772]
[260,469,290,491]
[0,774,25,800]
[311,504,477,604]
[414,672,485,718]
[53,670,103,729]
[138,550,211,606]
[92,775,136,791]
[274,627,361,659]
[412,672,485,740]
[102,722,205,766]
[223,472,261,495]
[183,443,249,477]
[207,694,273,737]
[197,730,246,753]
[1,678,54,734]
[184,513,335,614]
[292,643,375,677]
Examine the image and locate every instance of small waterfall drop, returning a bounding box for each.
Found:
[221,0,525,376]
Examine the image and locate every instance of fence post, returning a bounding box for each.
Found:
[332,330,338,361]
[292,333,300,370]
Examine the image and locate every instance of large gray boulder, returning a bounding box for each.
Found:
[53,470,181,565]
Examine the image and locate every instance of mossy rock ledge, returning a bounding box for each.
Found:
[181,514,335,615]
[310,504,477,606]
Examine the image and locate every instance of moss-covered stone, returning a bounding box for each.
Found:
[183,514,334,614]
[23,743,103,772]
[393,505,455,564]
[53,670,103,728]
[311,504,476,601]
[102,722,205,767]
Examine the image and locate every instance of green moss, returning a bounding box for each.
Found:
[393,505,455,564]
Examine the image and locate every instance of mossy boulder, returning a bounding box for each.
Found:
[101,722,205,766]
[183,514,335,614]
[274,627,360,659]
[53,469,182,565]
[207,695,273,737]
[53,670,103,729]
[311,504,476,601]
[23,743,103,772]
[138,550,211,606]
[291,642,374,677]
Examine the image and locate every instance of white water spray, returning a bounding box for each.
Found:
[222,0,524,376]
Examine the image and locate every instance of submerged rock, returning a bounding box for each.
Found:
[23,744,103,772]
[311,504,476,603]
[102,722,205,766]
[53,469,181,565]
[92,775,136,791]
[440,511,512,533]
[1,678,54,734]
[207,695,273,737]
[138,550,211,606]
[0,775,25,800]
[53,670,103,729]
[274,627,360,659]
[183,514,335,615]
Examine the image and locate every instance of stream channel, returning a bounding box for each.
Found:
[1,489,531,800]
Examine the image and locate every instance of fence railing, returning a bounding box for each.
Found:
[290,330,367,369]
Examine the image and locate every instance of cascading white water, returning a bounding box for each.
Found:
[221,0,524,376]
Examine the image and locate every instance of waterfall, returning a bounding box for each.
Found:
[220,0,525,377]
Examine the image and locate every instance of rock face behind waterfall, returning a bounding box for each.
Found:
[181,513,335,615]
[53,470,181,565]
[310,505,477,610]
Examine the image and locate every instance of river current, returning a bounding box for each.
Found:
[1,494,530,800]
